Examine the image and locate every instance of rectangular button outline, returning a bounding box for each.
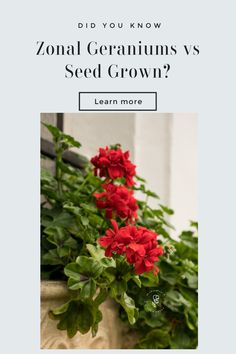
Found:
[78,92,157,111]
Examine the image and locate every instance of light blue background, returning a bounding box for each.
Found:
[1,0,235,353]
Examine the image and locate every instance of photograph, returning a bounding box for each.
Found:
[40,113,198,349]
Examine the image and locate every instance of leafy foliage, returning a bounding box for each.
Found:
[41,124,198,348]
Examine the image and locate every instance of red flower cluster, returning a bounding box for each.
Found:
[91,146,136,187]
[92,145,163,276]
[98,220,163,275]
[94,184,138,223]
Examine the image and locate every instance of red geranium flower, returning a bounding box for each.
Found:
[91,146,136,187]
[98,220,132,256]
[98,221,163,275]
[125,226,163,274]
[126,240,163,275]
[94,183,138,223]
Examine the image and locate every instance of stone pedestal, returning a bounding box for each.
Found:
[41,281,125,349]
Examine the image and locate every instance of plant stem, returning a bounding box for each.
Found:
[143,195,149,214]
[55,139,63,196]
[76,174,90,193]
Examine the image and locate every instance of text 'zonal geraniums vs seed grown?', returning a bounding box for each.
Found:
[41,119,198,349]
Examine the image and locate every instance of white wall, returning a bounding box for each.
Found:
[63,112,197,237]
[134,113,172,206]
[169,113,198,235]
[64,113,135,161]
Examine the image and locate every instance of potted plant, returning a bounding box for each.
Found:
[41,123,198,349]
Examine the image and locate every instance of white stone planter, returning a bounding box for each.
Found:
[40,281,125,349]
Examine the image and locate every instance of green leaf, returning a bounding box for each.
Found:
[64,263,83,281]
[91,309,102,337]
[101,267,116,284]
[63,203,81,215]
[57,161,81,176]
[114,292,138,325]
[170,326,194,348]
[155,225,171,239]
[86,244,104,260]
[43,123,82,149]
[57,246,70,258]
[181,270,198,289]
[145,190,159,199]
[180,231,198,250]
[152,209,164,217]
[190,220,198,229]
[179,286,198,305]
[61,133,81,148]
[51,301,70,315]
[41,249,64,265]
[175,242,197,262]
[184,307,198,331]
[100,257,116,268]
[86,245,116,268]
[139,310,168,328]
[159,204,174,215]
[88,214,104,227]
[43,123,61,139]
[135,175,147,183]
[50,298,105,338]
[159,261,178,285]
[110,279,127,296]
[80,203,98,213]
[135,184,160,199]
[67,277,83,290]
[56,300,93,337]
[163,290,191,312]
[94,288,108,307]
[136,329,170,349]
[140,272,159,287]
[115,257,131,275]
[80,278,96,299]
[81,216,89,226]
[41,209,75,229]
[41,169,57,187]
[45,227,78,250]
[132,275,142,288]
[75,256,103,278]
[144,300,157,312]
